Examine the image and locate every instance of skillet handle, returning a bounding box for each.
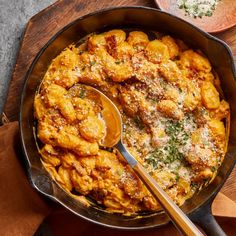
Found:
[189,201,226,236]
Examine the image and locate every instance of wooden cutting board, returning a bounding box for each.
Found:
[2,0,236,234]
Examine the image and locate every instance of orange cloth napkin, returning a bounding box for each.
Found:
[0,122,51,236]
[0,121,235,236]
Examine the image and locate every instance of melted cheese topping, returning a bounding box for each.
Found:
[34,29,229,215]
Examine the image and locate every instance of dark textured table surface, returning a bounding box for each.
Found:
[0,0,55,113]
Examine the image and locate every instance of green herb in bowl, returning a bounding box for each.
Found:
[177,0,220,18]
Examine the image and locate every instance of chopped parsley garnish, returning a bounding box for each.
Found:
[165,120,183,136]
[210,166,216,172]
[164,142,184,163]
[133,115,144,130]
[166,120,190,145]
[79,89,86,98]
[149,98,159,104]
[205,11,213,17]
[90,61,96,66]
[191,182,199,189]
[146,120,190,168]
[175,174,180,182]
[146,149,163,168]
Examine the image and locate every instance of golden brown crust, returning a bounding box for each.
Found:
[34,29,229,215]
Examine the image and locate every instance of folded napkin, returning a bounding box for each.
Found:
[0,122,51,236]
[0,122,235,236]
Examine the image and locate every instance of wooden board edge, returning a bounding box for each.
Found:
[2,1,63,121]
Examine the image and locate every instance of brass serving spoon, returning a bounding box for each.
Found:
[84,85,204,236]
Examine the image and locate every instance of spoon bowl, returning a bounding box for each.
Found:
[84,86,122,148]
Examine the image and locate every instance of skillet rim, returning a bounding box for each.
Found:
[19,6,236,230]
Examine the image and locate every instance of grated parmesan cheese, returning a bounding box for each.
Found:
[177,0,220,18]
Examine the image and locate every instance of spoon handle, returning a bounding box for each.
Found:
[133,162,204,236]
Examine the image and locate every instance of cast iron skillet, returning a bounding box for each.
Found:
[20,7,236,235]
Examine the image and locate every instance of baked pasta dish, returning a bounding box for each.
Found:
[34,29,229,215]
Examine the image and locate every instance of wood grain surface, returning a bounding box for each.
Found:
[2,0,236,222]
[154,0,236,33]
